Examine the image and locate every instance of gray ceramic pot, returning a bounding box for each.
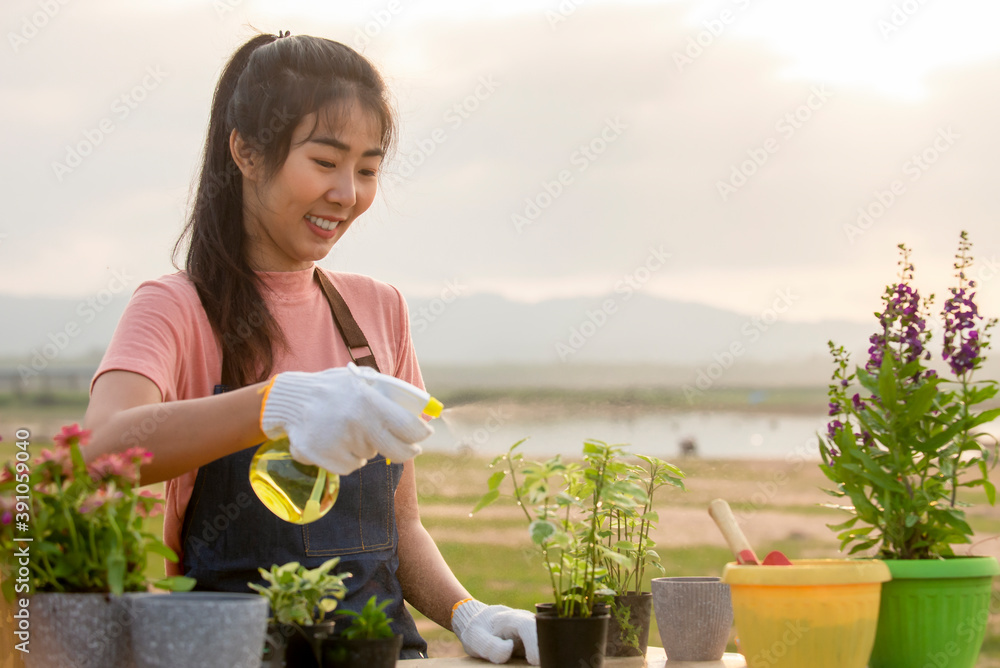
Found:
[651,576,733,662]
[25,592,136,668]
[129,592,268,668]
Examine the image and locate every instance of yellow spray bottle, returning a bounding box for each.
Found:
[249,363,443,524]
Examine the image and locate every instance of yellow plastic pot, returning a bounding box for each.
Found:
[722,559,891,668]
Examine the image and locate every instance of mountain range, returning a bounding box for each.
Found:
[0,291,877,386]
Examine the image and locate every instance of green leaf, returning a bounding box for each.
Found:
[107,552,125,596]
[530,520,557,544]
[144,541,180,562]
[472,489,500,514]
[877,354,897,407]
[902,382,938,427]
[487,470,506,491]
[152,576,197,592]
[984,480,997,506]
[969,407,1000,428]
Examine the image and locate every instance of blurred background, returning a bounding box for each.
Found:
[3,0,1000,454]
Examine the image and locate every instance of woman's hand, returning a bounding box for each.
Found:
[260,367,432,475]
[451,599,539,665]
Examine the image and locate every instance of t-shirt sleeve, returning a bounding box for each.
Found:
[390,285,426,392]
[90,278,195,402]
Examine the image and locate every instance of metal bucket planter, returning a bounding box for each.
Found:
[25,592,135,668]
[129,592,267,668]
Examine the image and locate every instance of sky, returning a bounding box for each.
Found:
[3,0,1000,324]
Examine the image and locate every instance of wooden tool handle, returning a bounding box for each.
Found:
[709,498,759,565]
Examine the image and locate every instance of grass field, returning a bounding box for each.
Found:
[2,410,999,665]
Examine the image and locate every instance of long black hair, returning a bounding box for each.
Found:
[173,32,397,388]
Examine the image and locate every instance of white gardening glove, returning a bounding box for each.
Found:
[451,599,539,666]
[260,367,432,475]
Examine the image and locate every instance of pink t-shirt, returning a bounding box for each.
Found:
[91,265,424,575]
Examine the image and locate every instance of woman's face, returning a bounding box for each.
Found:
[238,99,384,272]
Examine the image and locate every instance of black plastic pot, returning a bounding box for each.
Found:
[320,635,403,668]
[605,592,652,657]
[262,621,336,668]
[535,608,610,668]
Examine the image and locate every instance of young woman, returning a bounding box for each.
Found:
[83,32,537,663]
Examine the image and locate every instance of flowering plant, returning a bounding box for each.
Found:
[820,232,999,560]
[0,424,195,600]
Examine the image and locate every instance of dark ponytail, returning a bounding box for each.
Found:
[173,32,397,388]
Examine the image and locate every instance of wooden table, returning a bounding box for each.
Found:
[400,648,748,666]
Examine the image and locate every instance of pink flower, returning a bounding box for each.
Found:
[123,447,154,467]
[88,453,139,485]
[136,490,164,518]
[36,448,74,479]
[79,488,123,514]
[54,424,91,449]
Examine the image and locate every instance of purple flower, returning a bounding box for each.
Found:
[852,393,866,410]
[828,402,841,416]
[942,245,988,376]
[827,420,844,440]
[1,511,11,525]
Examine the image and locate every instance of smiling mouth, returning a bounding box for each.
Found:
[305,214,343,231]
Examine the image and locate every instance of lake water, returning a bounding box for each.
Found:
[423,406,832,462]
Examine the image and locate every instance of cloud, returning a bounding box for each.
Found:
[1,0,998,325]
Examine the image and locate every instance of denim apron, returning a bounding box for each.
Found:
[180,269,427,659]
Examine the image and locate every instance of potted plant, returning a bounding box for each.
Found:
[0,424,195,668]
[600,455,685,657]
[475,438,638,668]
[249,558,351,668]
[819,232,1000,668]
[323,595,403,668]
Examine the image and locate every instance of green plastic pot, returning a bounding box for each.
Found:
[870,556,999,668]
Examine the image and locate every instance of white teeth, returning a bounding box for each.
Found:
[306,214,339,231]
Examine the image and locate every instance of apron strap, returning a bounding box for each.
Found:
[314,268,380,372]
